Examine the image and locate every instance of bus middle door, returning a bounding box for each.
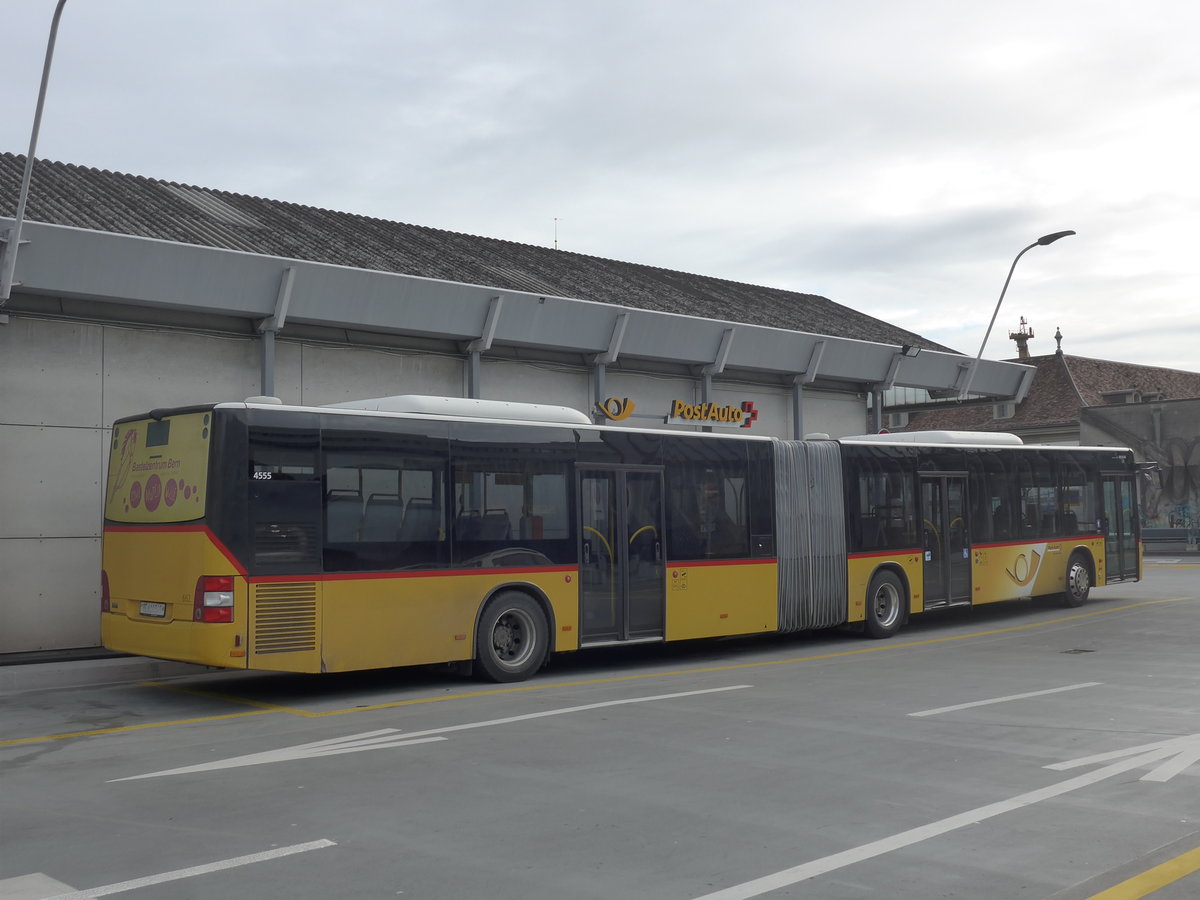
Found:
[578,467,665,645]
[920,474,971,607]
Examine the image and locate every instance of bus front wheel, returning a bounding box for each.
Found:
[865,570,905,639]
[476,591,548,683]
[1061,552,1092,607]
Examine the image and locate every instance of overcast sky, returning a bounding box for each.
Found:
[4,0,1198,370]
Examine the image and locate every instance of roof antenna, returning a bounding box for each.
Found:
[553,217,560,250]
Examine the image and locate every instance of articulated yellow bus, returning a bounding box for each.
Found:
[101,396,1142,682]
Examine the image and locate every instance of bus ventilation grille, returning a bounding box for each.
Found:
[252,582,318,654]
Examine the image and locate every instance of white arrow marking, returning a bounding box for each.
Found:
[1047,732,1200,782]
[109,732,445,781]
[112,684,752,781]
[39,839,335,899]
[692,735,1200,900]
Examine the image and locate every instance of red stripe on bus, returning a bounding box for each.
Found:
[663,557,777,567]
[850,536,1103,559]
[849,548,922,560]
[973,535,1103,550]
[247,565,580,584]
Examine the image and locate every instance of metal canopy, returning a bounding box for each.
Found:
[2,218,1034,399]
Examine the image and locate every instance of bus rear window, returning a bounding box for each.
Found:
[104,412,212,523]
[146,420,170,447]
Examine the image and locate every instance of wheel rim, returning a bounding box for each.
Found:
[490,607,537,670]
[1068,562,1090,602]
[872,582,901,628]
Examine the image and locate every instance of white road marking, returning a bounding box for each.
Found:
[109,732,446,781]
[908,682,1103,717]
[1047,731,1200,782]
[38,839,336,899]
[0,873,77,899]
[111,684,752,781]
[691,735,1200,900]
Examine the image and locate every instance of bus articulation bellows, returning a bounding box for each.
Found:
[101,396,1142,682]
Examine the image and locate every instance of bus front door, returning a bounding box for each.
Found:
[1102,475,1139,581]
[920,474,971,608]
[578,468,665,644]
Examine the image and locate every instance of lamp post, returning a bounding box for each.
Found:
[1,0,69,304]
[957,230,1075,400]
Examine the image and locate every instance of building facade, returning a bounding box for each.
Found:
[0,154,1033,654]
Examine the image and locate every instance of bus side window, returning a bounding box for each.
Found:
[247,423,322,571]
[446,423,572,567]
[399,498,439,542]
[326,490,363,542]
[361,493,404,542]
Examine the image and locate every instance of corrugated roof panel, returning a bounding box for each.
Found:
[0,151,949,353]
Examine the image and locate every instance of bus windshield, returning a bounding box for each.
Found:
[104,410,212,524]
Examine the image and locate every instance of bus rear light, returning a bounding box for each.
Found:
[101,570,111,613]
[194,575,235,623]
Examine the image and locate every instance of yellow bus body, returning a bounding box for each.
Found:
[847,552,924,621]
[280,568,581,674]
[848,536,1114,621]
[103,522,785,672]
[105,539,582,674]
[665,559,778,641]
[966,538,1107,605]
[102,526,246,669]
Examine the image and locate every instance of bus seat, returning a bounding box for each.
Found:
[480,509,512,540]
[1062,511,1078,534]
[456,511,482,541]
[325,490,362,542]
[361,493,403,541]
[399,498,439,542]
[993,506,1012,540]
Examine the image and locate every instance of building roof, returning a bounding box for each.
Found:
[898,350,1200,434]
[0,152,953,353]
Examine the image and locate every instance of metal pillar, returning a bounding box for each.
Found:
[592,312,628,422]
[871,388,885,434]
[791,379,804,440]
[700,328,735,432]
[466,295,503,399]
[256,266,295,397]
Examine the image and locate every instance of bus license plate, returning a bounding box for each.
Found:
[140,602,166,618]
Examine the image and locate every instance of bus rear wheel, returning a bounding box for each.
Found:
[476,591,548,683]
[1061,552,1092,607]
[865,570,905,639]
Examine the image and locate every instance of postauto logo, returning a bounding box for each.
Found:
[668,399,758,429]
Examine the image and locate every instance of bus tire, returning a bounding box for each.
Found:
[865,570,905,639]
[1061,552,1092,607]
[475,591,548,683]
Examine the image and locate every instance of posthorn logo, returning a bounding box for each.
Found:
[596,397,636,421]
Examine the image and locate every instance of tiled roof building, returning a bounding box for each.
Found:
[0,152,950,353]
[896,346,1200,445]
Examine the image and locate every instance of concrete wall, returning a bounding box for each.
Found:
[0,314,868,654]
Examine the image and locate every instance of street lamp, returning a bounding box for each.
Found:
[957,230,1075,400]
[1,0,69,304]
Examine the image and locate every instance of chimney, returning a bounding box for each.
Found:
[1009,317,1034,359]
